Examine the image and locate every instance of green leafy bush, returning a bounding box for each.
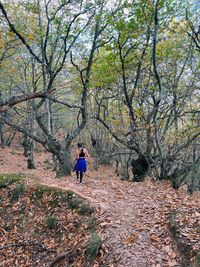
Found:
[45,215,58,229]
[11,183,24,201]
[0,173,24,188]
[86,232,101,263]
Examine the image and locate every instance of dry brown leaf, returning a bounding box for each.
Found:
[150,234,160,242]
[167,260,178,266]
[172,251,177,258]
[99,222,112,227]
[124,234,139,244]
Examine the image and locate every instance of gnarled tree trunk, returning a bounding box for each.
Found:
[55,149,71,177]
[45,136,72,177]
[170,157,200,194]
[21,134,36,169]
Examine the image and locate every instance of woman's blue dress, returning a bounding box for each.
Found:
[75,158,87,172]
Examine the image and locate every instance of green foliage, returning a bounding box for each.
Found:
[86,232,101,263]
[78,203,94,216]
[90,49,119,88]
[32,185,51,200]
[11,182,25,201]
[32,186,94,215]
[45,215,58,229]
[22,2,39,14]
[68,196,83,209]
[0,173,24,188]
[86,217,96,231]
[67,195,94,215]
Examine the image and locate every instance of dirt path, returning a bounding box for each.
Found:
[0,147,184,266]
[38,173,183,267]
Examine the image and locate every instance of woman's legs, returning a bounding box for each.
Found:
[76,158,86,183]
[80,171,84,183]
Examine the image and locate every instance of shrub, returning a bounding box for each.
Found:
[68,197,83,210]
[0,174,24,188]
[32,185,50,200]
[11,183,24,201]
[45,216,58,229]
[86,232,101,264]
[78,203,94,216]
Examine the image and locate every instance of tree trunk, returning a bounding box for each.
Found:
[28,107,36,169]
[0,113,5,147]
[22,134,30,157]
[5,131,16,147]
[55,149,71,177]
[170,158,200,194]
[21,134,36,169]
[27,140,36,169]
[160,165,167,180]
[0,120,5,147]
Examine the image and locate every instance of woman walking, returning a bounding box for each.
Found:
[74,143,90,184]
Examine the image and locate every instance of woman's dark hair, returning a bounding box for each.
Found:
[77,142,83,148]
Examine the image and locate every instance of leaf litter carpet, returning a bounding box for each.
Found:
[0,147,200,267]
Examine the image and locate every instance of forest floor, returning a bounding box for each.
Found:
[0,146,200,267]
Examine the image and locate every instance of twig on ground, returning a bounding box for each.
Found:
[0,240,56,253]
[49,242,80,267]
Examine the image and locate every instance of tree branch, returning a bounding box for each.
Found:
[0,2,42,64]
[0,89,55,113]
[44,94,83,109]
[4,117,45,145]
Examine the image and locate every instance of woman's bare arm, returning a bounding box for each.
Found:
[83,148,90,158]
[76,149,80,159]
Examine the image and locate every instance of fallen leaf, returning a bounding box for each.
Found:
[150,234,160,242]
[124,234,139,244]
[167,260,178,266]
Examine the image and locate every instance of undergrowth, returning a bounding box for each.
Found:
[169,210,199,267]
[0,174,101,266]
[0,173,25,188]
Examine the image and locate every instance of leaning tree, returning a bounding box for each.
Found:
[0,0,116,176]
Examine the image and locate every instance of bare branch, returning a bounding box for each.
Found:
[0,89,55,113]
[0,2,42,64]
[4,117,45,145]
[44,94,83,109]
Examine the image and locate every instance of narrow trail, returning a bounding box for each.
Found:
[37,171,183,267]
[0,147,186,266]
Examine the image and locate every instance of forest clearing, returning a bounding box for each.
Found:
[0,0,199,266]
